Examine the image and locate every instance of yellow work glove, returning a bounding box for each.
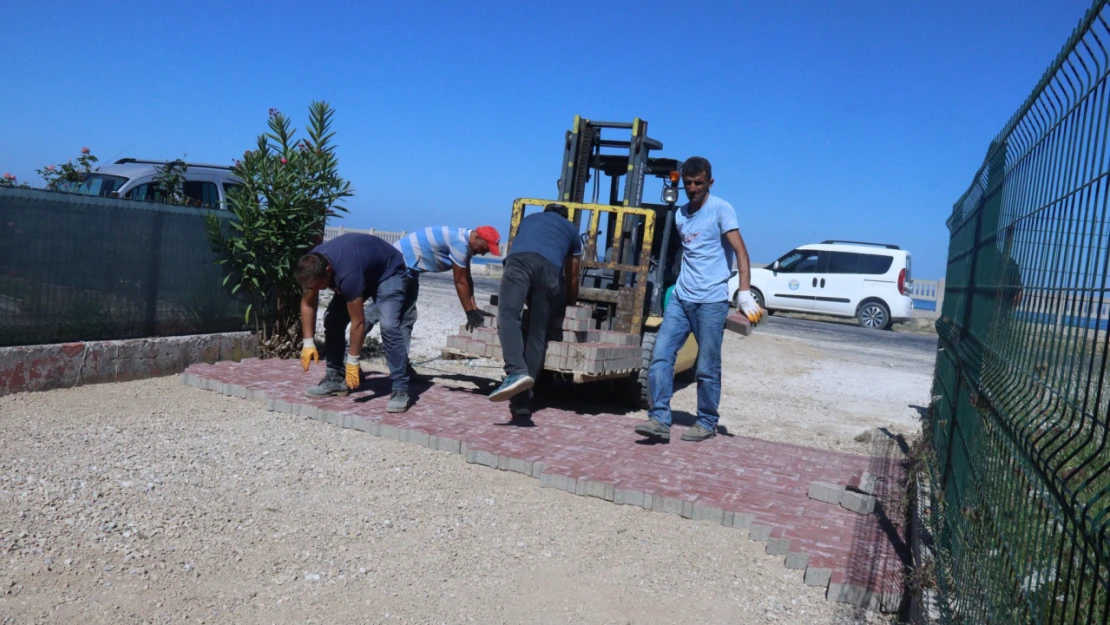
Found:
[344,354,361,390]
[735,290,763,325]
[300,339,320,372]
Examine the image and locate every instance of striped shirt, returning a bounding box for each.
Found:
[395,227,472,273]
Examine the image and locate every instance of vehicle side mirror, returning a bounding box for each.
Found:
[771,260,780,274]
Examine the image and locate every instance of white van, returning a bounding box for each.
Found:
[75,158,243,210]
[728,240,914,329]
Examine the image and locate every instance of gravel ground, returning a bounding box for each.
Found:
[0,378,890,624]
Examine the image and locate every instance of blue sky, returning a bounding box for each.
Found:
[0,0,1096,279]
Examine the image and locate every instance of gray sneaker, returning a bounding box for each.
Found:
[634,419,670,441]
[306,370,348,397]
[387,391,411,413]
[681,424,717,442]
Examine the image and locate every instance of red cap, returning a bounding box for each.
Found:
[474,225,501,257]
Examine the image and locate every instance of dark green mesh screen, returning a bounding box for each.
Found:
[0,187,252,347]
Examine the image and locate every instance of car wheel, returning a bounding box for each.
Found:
[857,301,891,330]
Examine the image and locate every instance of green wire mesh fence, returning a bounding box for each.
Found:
[928,1,1110,622]
[0,187,253,347]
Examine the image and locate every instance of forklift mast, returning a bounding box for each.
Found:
[554,116,683,317]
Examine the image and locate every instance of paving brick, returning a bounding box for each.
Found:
[785,551,810,570]
[839,490,876,515]
[766,537,792,556]
[379,423,404,441]
[652,496,694,518]
[465,448,499,468]
[614,487,650,508]
[804,566,833,587]
[402,429,431,448]
[539,472,576,493]
[828,581,876,608]
[691,502,726,524]
[565,305,592,321]
[749,523,772,542]
[575,479,615,501]
[808,481,845,505]
[847,471,878,495]
[497,455,533,475]
[725,313,753,336]
[350,416,382,436]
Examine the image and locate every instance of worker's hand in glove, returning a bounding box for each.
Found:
[344,355,361,390]
[736,291,763,325]
[300,339,320,372]
[465,309,487,331]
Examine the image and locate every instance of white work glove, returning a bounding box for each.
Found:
[736,291,763,325]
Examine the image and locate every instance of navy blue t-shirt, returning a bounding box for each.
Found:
[508,212,583,270]
[312,233,406,301]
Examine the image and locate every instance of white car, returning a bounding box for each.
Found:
[74,158,243,209]
[728,240,914,329]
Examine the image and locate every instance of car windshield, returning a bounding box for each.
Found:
[57,174,129,198]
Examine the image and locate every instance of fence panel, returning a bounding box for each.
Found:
[0,187,251,347]
[324,225,406,245]
[928,2,1110,623]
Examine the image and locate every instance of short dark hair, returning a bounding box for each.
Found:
[544,203,569,219]
[295,252,329,288]
[682,156,712,181]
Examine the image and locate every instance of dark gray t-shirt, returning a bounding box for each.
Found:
[508,212,583,270]
[312,233,406,301]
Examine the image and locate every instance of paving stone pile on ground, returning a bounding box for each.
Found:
[183,358,911,612]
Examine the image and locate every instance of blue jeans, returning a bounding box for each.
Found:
[324,271,412,393]
[367,269,420,363]
[647,297,729,431]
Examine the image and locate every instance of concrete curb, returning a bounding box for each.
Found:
[1,332,256,396]
[182,370,904,611]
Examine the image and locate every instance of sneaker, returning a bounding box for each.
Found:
[306,370,348,398]
[387,391,411,413]
[488,374,534,403]
[681,424,717,442]
[634,419,670,441]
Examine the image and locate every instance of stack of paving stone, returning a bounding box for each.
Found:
[442,303,642,375]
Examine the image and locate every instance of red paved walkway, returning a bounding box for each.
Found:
[182,359,909,611]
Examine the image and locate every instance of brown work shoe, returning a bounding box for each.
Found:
[680,424,717,442]
[634,419,671,441]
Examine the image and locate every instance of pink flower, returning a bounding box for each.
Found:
[280,158,287,164]
[46,165,55,171]
[81,147,90,154]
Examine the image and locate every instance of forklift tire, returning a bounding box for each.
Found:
[635,331,658,410]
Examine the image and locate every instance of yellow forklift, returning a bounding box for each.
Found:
[504,116,698,407]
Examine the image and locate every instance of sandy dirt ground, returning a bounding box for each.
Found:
[0,378,891,625]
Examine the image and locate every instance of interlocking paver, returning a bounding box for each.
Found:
[182,358,909,610]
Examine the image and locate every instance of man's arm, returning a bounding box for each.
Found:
[346,297,367,357]
[300,288,320,339]
[452,263,477,312]
[724,229,752,291]
[565,255,581,305]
